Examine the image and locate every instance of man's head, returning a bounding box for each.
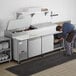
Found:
[56,25,62,31]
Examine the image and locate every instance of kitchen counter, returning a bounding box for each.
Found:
[13,23,61,40]
[4,21,64,62]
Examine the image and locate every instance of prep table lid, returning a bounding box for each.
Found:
[6,16,31,31]
[32,22,57,28]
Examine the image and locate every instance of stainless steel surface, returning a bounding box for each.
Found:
[4,20,62,62]
[42,34,54,53]
[13,39,27,62]
[28,37,41,57]
[7,18,31,30]
[5,21,59,38]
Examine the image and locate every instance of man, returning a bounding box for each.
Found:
[56,22,76,56]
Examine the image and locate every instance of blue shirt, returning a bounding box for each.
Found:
[62,22,74,38]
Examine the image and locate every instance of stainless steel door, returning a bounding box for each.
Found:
[42,34,54,53]
[28,37,41,57]
[18,40,27,61]
[13,39,27,62]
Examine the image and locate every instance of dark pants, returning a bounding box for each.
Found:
[64,30,76,55]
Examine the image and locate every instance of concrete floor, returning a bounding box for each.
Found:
[0,49,76,76]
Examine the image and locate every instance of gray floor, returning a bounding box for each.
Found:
[0,49,76,76]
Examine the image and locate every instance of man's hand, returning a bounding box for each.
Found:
[59,38,64,41]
